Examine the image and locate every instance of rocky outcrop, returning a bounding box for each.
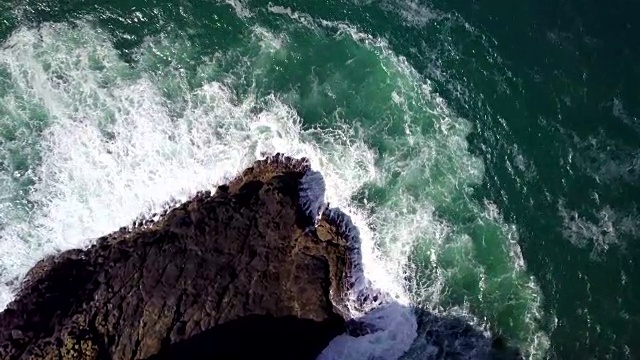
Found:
[0,154,356,360]
[0,153,524,360]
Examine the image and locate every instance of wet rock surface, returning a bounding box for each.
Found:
[0,154,351,360]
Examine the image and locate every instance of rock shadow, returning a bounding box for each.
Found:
[400,308,524,360]
[145,315,345,360]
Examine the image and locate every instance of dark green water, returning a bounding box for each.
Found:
[0,0,638,359]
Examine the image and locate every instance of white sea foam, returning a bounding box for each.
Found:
[0,23,379,310]
[261,7,550,358]
[0,19,423,360]
[558,200,639,257]
[0,10,552,359]
[612,97,640,135]
[381,0,443,27]
[319,302,418,360]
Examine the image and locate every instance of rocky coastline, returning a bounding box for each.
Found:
[0,154,362,359]
[0,154,520,360]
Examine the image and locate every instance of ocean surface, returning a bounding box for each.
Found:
[0,0,638,358]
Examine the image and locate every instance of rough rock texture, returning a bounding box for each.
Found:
[0,154,353,360]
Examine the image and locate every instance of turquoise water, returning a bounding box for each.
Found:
[0,0,638,359]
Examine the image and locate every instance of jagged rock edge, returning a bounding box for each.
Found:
[297,169,326,229]
[297,162,388,330]
[122,153,314,233]
[297,164,525,359]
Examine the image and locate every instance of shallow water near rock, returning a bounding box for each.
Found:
[0,0,638,359]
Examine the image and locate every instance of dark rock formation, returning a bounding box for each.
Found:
[0,153,524,360]
[298,170,326,229]
[0,154,354,360]
[399,310,524,360]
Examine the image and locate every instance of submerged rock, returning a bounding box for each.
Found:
[0,154,353,360]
